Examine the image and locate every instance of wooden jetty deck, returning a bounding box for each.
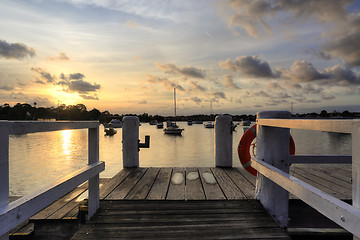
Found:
[10,165,352,239]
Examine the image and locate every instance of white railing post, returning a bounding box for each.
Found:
[88,125,100,220]
[353,122,360,240]
[0,126,9,240]
[122,116,140,168]
[215,114,233,167]
[256,111,291,228]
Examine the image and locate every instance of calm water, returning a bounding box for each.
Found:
[9,122,352,196]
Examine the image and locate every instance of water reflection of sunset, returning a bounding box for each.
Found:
[62,130,72,157]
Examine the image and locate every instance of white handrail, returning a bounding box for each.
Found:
[255,113,360,238]
[0,121,104,239]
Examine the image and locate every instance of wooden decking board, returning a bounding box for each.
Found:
[185,167,205,200]
[146,168,172,200]
[126,168,160,200]
[71,200,289,240]
[166,167,186,200]
[313,165,352,187]
[235,167,256,186]
[105,168,148,200]
[211,167,247,200]
[30,181,89,220]
[223,168,256,199]
[198,167,226,200]
[298,166,352,192]
[99,168,135,199]
[291,167,349,199]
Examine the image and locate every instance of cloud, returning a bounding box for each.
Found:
[281,60,328,82]
[49,52,70,61]
[156,62,206,79]
[32,68,101,100]
[219,55,277,78]
[213,91,226,99]
[324,65,360,86]
[223,75,240,89]
[146,74,185,91]
[0,84,13,91]
[321,12,360,67]
[139,100,147,104]
[79,94,99,100]
[222,0,351,38]
[189,81,206,91]
[0,40,36,60]
[191,97,202,103]
[69,73,85,80]
[31,67,56,84]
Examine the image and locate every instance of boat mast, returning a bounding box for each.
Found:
[174,88,176,121]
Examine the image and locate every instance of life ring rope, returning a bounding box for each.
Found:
[238,124,295,176]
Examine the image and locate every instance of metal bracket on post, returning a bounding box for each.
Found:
[138,135,150,151]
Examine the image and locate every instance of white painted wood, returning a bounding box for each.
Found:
[0,126,9,209]
[0,121,98,135]
[88,126,100,219]
[289,155,352,164]
[0,126,9,240]
[353,123,360,240]
[251,157,360,238]
[122,116,140,167]
[0,161,104,237]
[215,115,233,167]
[256,111,291,228]
[257,118,359,134]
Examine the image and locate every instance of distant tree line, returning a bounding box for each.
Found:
[0,103,359,123]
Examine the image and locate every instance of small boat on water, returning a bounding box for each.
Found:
[193,120,203,124]
[232,122,239,131]
[149,120,158,125]
[164,88,183,135]
[204,122,214,128]
[240,120,251,126]
[104,127,117,136]
[105,119,122,128]
[156,122,164,129]
[187,120,193,125]
[163,123,183,135]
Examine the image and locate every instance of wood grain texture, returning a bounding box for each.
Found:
[126,168,160,200]
[71,200,290,240]
[198,168,226,200]
[105,168,147,200]
[147,168,172,200]
[211,168,246,200]
[166,168,186,200]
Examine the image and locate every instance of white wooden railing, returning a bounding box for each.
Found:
[253,111,360,239]
[0,121,105,239]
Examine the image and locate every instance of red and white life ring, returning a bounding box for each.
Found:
[237,124,295,176]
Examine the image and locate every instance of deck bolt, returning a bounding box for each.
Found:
[341,216,345,221]
[16,212,21,219]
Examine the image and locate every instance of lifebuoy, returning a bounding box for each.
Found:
[238,124,295,176]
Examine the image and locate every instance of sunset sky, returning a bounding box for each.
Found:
[1,0,360,115]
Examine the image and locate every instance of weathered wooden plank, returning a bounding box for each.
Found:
[223,168,255,199]
[301,166,351,191]
[126,168,160,200]
[316,165,352,185]
[166,168,185,200]
[211,168,246,200]
[105,168,147,200]
[198,168,225,200]
[71,200,290,240]
[147,168,172,200]
[291,167,348,199]
[234,167,256,186]
[99,168,135,199]
[185,168,205,200]
[30,182,88,220]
